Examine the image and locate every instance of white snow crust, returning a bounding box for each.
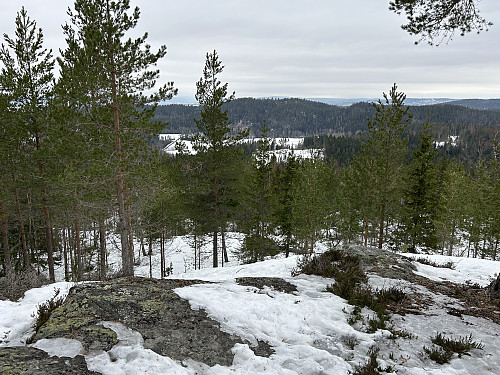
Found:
[1,240,499,374]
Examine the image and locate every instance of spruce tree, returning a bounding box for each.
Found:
[239,120,279,263]
[291,156,330,253]
[437,158,468,256]
[348,147,379,246]
[489,142,500,260]
[401,121,441,251]
[274,156,300,257]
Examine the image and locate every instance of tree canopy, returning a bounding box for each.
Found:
[389,0,493,45]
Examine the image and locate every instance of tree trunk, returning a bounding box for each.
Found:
[198,234,201,270]
[99,219,107,280]
[448,222,455,256]
[148,236,152,278]
[68,226,75,280]
[107,0,132,276]
[117,178,132,275]
[42,189,55,282]
[194,233,197,270]
[222,230,229,264]
[62,227,69,282]
[364,216,368,247]
[14,183,30,270]
[378,201,386,249]
[160,231,165,278]
[75,215,82,281]
[212,230,218,268]
[35,129,55,282]
[126,186,134,265]
[140,236,146,257]
[0,200,12,278]
[285,236,290,258]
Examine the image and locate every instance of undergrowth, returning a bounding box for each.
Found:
[0,269,48,301]
[424,332,484,364]
[26,288,66,344]
[352,347,394,374]
[294,249,407,334]
[414,257,455,269]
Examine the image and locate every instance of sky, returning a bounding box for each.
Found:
[1,0,499,102]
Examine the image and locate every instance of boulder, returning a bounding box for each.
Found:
[487,274,500,299]
[31,277,274,367]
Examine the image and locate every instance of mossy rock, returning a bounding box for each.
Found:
[236,277,298,294]
[31,277,274,367]
[0,346,98,374]
[341,245,417,280]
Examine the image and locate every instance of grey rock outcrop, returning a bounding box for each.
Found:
[487,274,500,299]
[0,346,98,374]
[31,277,273,367]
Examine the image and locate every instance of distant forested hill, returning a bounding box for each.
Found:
[446,99,500,111]
[155,98,500,137]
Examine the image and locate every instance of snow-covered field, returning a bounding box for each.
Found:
[1,237,499,375]
[160,135,323,160]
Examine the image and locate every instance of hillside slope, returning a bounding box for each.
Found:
[1,243,499,374]
[156,98,500,137]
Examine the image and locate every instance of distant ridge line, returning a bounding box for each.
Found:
[162,96,500,111]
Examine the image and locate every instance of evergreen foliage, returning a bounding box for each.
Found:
[0,7,56,281]
[57,0,176,276]
[190,50,248,267]
[361,84,411,249]
[237,120,280,263]
[1,2,499,282]
[389,0,491,45]
[400,121,441,251]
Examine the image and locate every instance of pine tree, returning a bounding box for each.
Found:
[192,50,248,267]
[0,7,56,280]
[58,0,176,276]
[364,84,411,249]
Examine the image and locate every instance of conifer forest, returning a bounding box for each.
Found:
[1,0,499,287]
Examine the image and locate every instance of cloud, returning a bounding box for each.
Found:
[1,0,499,99]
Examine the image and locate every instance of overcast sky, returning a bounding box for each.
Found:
[1,0,499,101]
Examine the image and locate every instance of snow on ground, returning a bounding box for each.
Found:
[0,282,74,347]
[267,148,324,162]
[1,239,500,374]
[241,137,304,149]
[401,253,499,287]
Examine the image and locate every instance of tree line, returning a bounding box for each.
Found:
[156,98,500,154]
[0,1,175,288]
[1,1,499,291]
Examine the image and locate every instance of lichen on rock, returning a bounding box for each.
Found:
[0,346,98,374]
[30,277,274,367]
[236,276,298,294]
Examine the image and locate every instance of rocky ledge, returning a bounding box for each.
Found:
[0,346,98,374]
[1,277,276,373]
